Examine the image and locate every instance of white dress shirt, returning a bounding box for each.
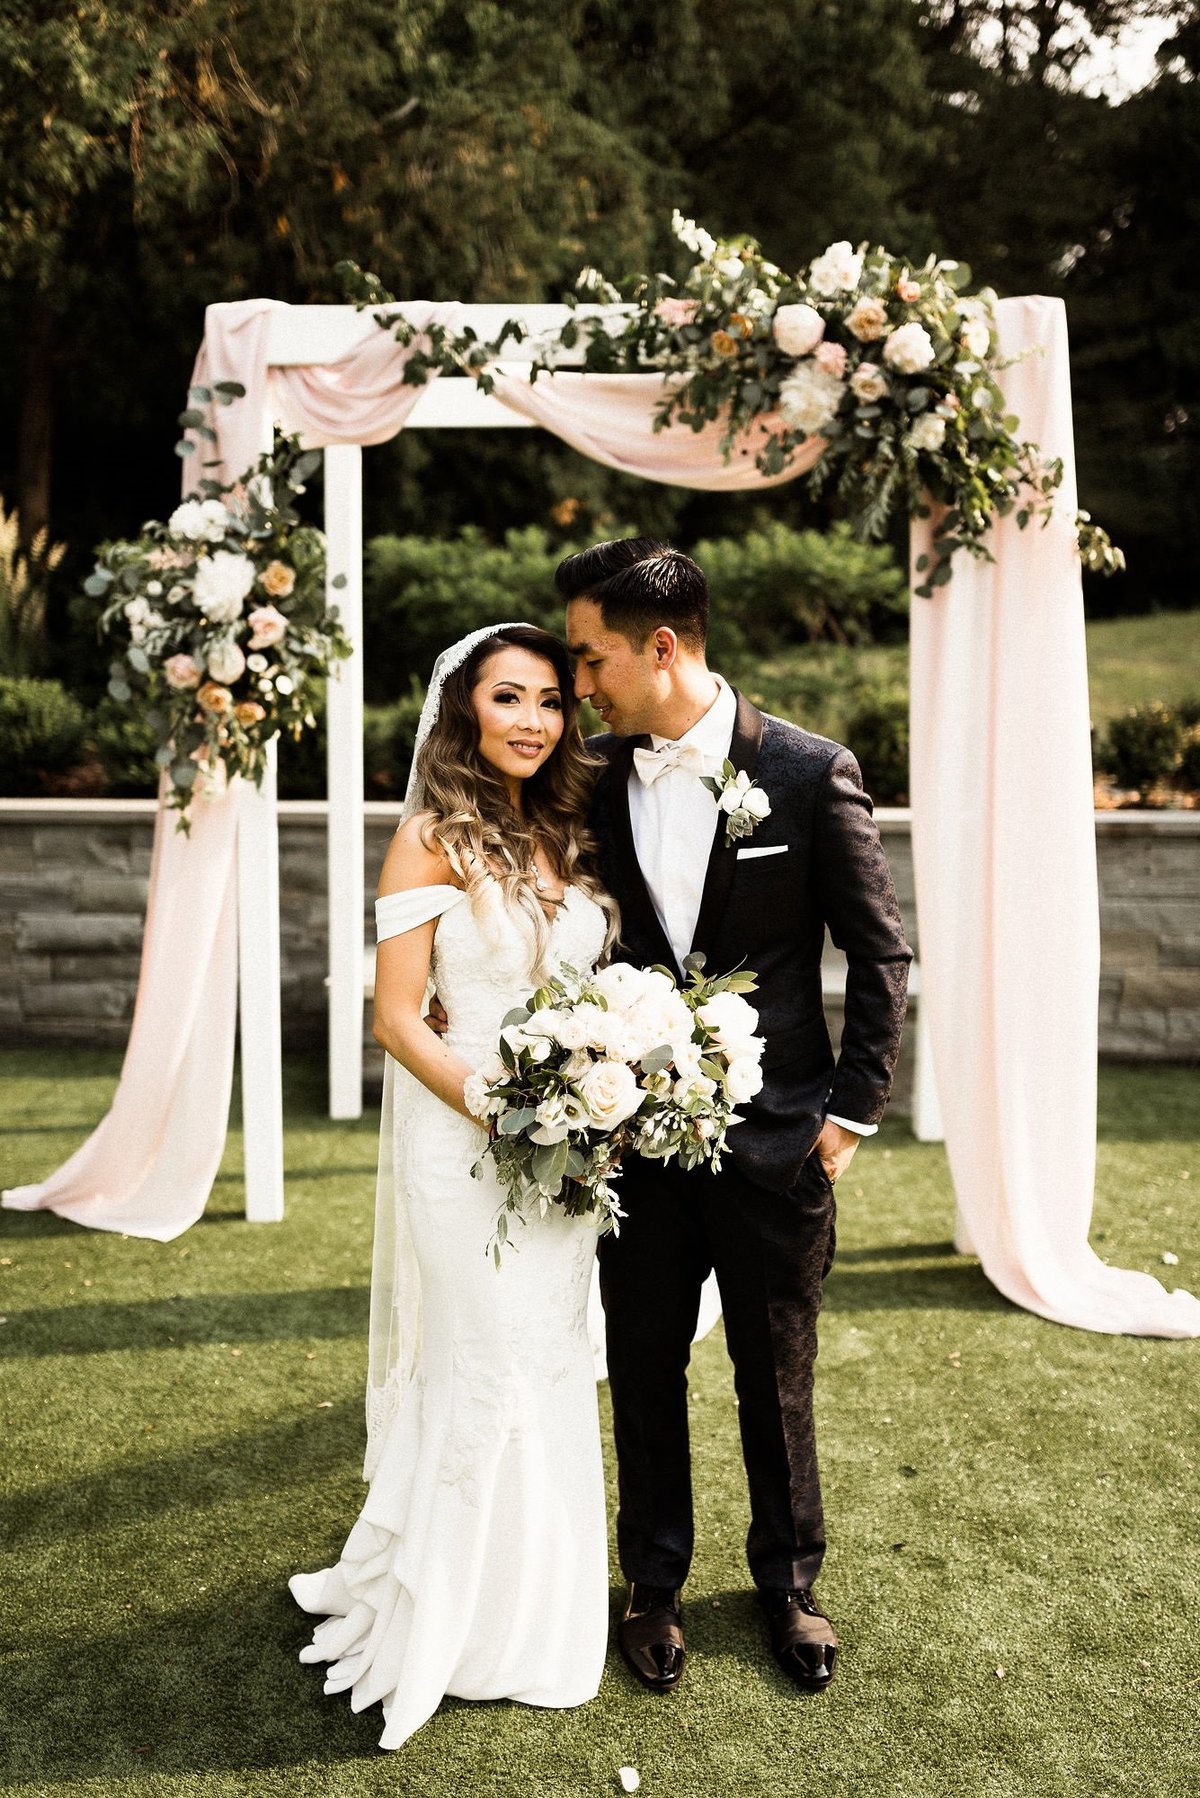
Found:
[626,676,874,1138]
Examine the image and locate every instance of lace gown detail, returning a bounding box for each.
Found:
[289,881,610,1751]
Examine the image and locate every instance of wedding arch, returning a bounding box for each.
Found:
[6,284,1198,1341]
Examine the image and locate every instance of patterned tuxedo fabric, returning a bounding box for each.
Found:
[590,693,912,1592]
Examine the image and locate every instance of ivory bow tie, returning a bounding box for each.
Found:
[632,741,715,786]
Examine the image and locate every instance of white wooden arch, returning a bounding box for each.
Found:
[239,303,941,1222]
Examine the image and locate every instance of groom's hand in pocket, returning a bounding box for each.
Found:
[424,993,450,1037]
[815,1119,861,1186]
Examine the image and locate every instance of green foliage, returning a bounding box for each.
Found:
[698,521,908,657]
[843,685,910,806]
[88,693,158,795]
[0,675,87,791]
[1099,701,1187,800]
[363,526,562,703]
[1178,722,1200,793]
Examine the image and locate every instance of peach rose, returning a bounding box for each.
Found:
[846,296,888,342]
[710,329,740,358]
[259,560,296,599]
[246,604,288,649]
[196,680,234,716]
[235,700,267,726]
[896,276,921,303]
[164,653,202,690]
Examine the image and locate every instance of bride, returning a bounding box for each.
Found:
[289,622,620,1750]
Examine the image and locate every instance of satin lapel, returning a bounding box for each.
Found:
[606,735,678,970]
[689,691,765,969]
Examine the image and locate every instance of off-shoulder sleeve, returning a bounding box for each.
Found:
[374,884,465,943]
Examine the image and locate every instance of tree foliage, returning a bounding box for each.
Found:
[0,0,1196,649]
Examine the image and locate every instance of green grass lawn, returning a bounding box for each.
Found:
[1,1053,1197,1798]
[735,610,1200,748]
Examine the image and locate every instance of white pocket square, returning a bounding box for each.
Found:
[736,844,789,860]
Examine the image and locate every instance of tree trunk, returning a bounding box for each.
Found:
[18,299,55,549]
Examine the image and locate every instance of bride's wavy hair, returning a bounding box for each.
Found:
[415,626,620,974]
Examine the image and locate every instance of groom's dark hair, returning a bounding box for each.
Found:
[555,537,709,652]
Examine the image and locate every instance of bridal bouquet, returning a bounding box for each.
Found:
[465,956,764,1262]
[87,431,352,829]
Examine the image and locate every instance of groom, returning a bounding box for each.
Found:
[558,538,911,1694]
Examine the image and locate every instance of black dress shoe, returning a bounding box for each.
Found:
[618,1582,686,1691]
[760,1587,838,1691]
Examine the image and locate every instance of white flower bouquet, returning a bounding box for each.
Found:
[465,955,764,1263]
[87,430,352,829]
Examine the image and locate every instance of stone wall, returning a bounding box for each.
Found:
[0,802,1196,1078]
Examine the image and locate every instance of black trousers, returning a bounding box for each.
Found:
[598,1147,836,1594]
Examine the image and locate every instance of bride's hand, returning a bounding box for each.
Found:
[425,993,450,1037]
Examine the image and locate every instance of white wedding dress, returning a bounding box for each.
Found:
[289,877,610,1750]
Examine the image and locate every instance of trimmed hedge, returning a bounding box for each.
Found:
[0,677,88,792]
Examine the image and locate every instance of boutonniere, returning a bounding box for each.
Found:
[701,761,772,844]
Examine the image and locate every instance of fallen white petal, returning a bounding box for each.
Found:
[619,1770,640,1793]
[1161,1251,1179,1266]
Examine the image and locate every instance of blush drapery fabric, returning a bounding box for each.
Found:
[2,770,239,1239]
[486,367,826,490]
[909,295,1199,1336]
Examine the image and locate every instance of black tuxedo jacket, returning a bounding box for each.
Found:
[588,690,912,1193]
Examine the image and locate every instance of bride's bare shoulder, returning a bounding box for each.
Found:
[377,811,458,895]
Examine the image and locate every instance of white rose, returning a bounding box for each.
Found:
[772,303,825,357]
[883,322,936,375]
[124,598,150,627]
[850,362,889,403]
[168,498,230,542]
[549,1009,590,1051]
[777,363,844,436]
[578,1060,644,1132]
[694,1117,717,1140]
[624,992,694,1061]
[960,316,991,359]
[717,255,744,280]
[907,412,947,453]
[807,240,864,297]
[718,783,743,815]
[527,1037,553,1064]
[146,581,163,598]
[697,990,761,1050]
[725,1056,765,1103]
[479,1051,506,1084]
[741,785,771,821]
[207,639,246,684]
[192,549,256,623]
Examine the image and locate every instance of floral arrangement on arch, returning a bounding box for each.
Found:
[555,213,1123,594]
[87,431,351,829]
[342,212,1122,594]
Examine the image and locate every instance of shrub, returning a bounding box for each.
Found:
[697,520,908,661]
[1100,702,1186,800]
[364,526,562,703]
[1178,723,1200,793]
[89,694,159,795]
[843,686,910,806]
[0,676,88,792]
